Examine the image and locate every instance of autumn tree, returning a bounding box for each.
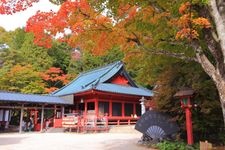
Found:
[41,67,69,93]
[0,29,53,71]
[25,0,128,55]
[48,41,71,73]
[0,64,44,94]
[0,0,39,15]
[18,33,53,71]
[0,28,72,94]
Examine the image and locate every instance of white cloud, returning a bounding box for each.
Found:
[0,0,60,31]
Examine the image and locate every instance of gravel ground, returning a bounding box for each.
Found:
[0,132,151,150]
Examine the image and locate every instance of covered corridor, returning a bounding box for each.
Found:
[0,91,73,133]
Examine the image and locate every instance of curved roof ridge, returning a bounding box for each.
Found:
[83,61,123,88]
[79,61,122,77]
[52,61,123,95]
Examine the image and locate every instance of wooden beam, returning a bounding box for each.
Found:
[122,102,125,117]
[0,105,62,110]
[40,105,44,132]
[75,90,150,99]
[109,100,112,117]
[19,104,24,133]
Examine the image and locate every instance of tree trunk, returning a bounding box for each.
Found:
[207,0,225,125]
[214,77,225,125]
[195,47,225,125]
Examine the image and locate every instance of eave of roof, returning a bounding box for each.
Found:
[95,83,153,97]
[71,83,153,98]
[0,91,72,105]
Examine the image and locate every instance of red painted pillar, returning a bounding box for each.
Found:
[181,97,194,145]
[122,102,125,117]
[95,99,98,117]
[185,107,193,145]
[109,100,112,117]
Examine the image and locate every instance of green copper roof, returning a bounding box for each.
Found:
[52,61,153,97]
[0,91,72,105]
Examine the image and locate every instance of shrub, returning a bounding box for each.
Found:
[156,141,199,150]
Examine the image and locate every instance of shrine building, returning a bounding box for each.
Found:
[52,61,153,125]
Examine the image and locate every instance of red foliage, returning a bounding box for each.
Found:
[117,4,137,19]
[175,2,211,40]
[0,0,39,14]
[45,87,58,93]
[26,11,56,48]
[25,0,92,48]
[41,67,70,93]
[25,0,116,54]
[192,17,211,28]
[23,0,137,55]
[41,67,69,83]
[178,2,190,15]
[176,28,199,40]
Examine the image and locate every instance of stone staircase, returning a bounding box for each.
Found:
[108,125,139,134]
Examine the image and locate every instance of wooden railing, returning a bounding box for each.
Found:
[108,117,139,125]
[62,114,109,132]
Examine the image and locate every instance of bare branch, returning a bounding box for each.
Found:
[191,42,217,79]
[127,32,142,46]
[141,47,198,62]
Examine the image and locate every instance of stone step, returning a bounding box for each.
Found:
[45,127,65,133]
[45,125,140,133]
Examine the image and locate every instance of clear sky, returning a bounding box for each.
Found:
[0,0,59,31]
